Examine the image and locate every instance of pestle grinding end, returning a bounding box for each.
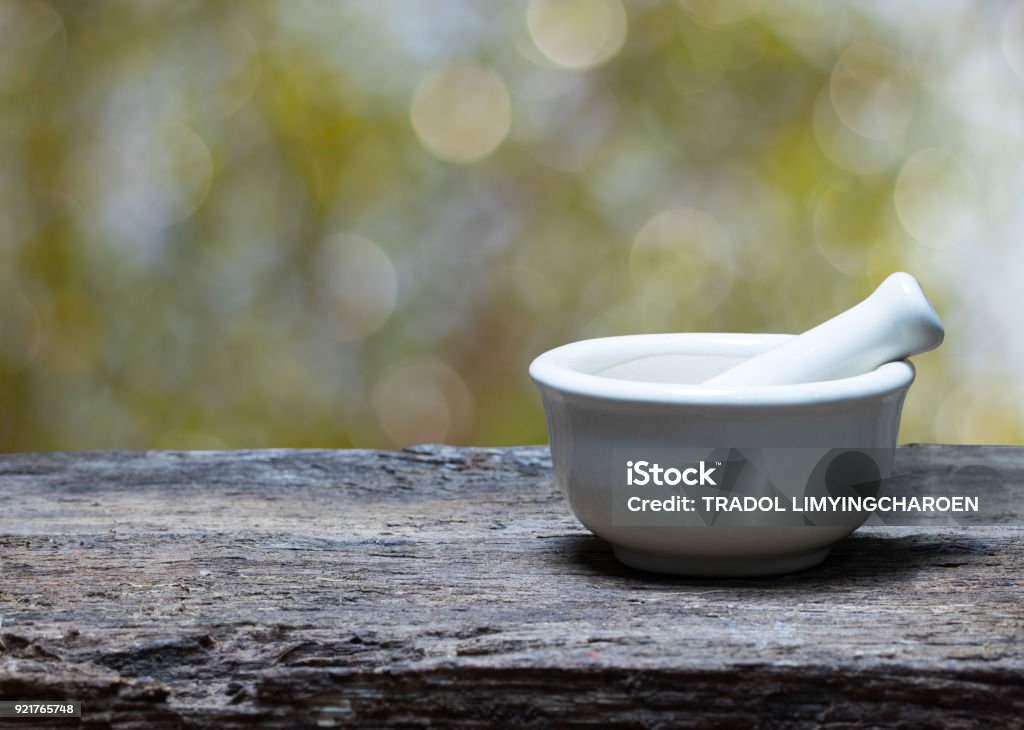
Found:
[703,272,945,387]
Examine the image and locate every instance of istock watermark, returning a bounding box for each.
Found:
[626,460,718,487]
[610,447,1009,528]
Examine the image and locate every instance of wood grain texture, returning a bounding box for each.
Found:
[0,444,1022,728]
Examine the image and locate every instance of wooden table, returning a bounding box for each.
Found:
[0,445,1022,728]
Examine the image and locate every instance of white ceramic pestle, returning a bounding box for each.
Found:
[703,272,944,387]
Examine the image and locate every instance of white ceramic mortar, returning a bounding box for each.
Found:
[530,332,914,577]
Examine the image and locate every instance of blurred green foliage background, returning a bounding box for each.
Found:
[2,0,1023,451]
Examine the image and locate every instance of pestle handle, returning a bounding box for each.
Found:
[703,272,944,386]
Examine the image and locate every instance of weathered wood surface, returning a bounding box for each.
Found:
[0,444,1022,728]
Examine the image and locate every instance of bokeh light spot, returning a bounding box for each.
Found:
[830,42,915,141]
[372,357,473,447]
[630,207,735,326]
[812,87,898,174]
[631,207,732,284]
[894,148,978,249]
[123,122,214,227]
[0,0,66,92]
[410,64,511,164]
[314,233,397,342]
[526,0,627,70]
